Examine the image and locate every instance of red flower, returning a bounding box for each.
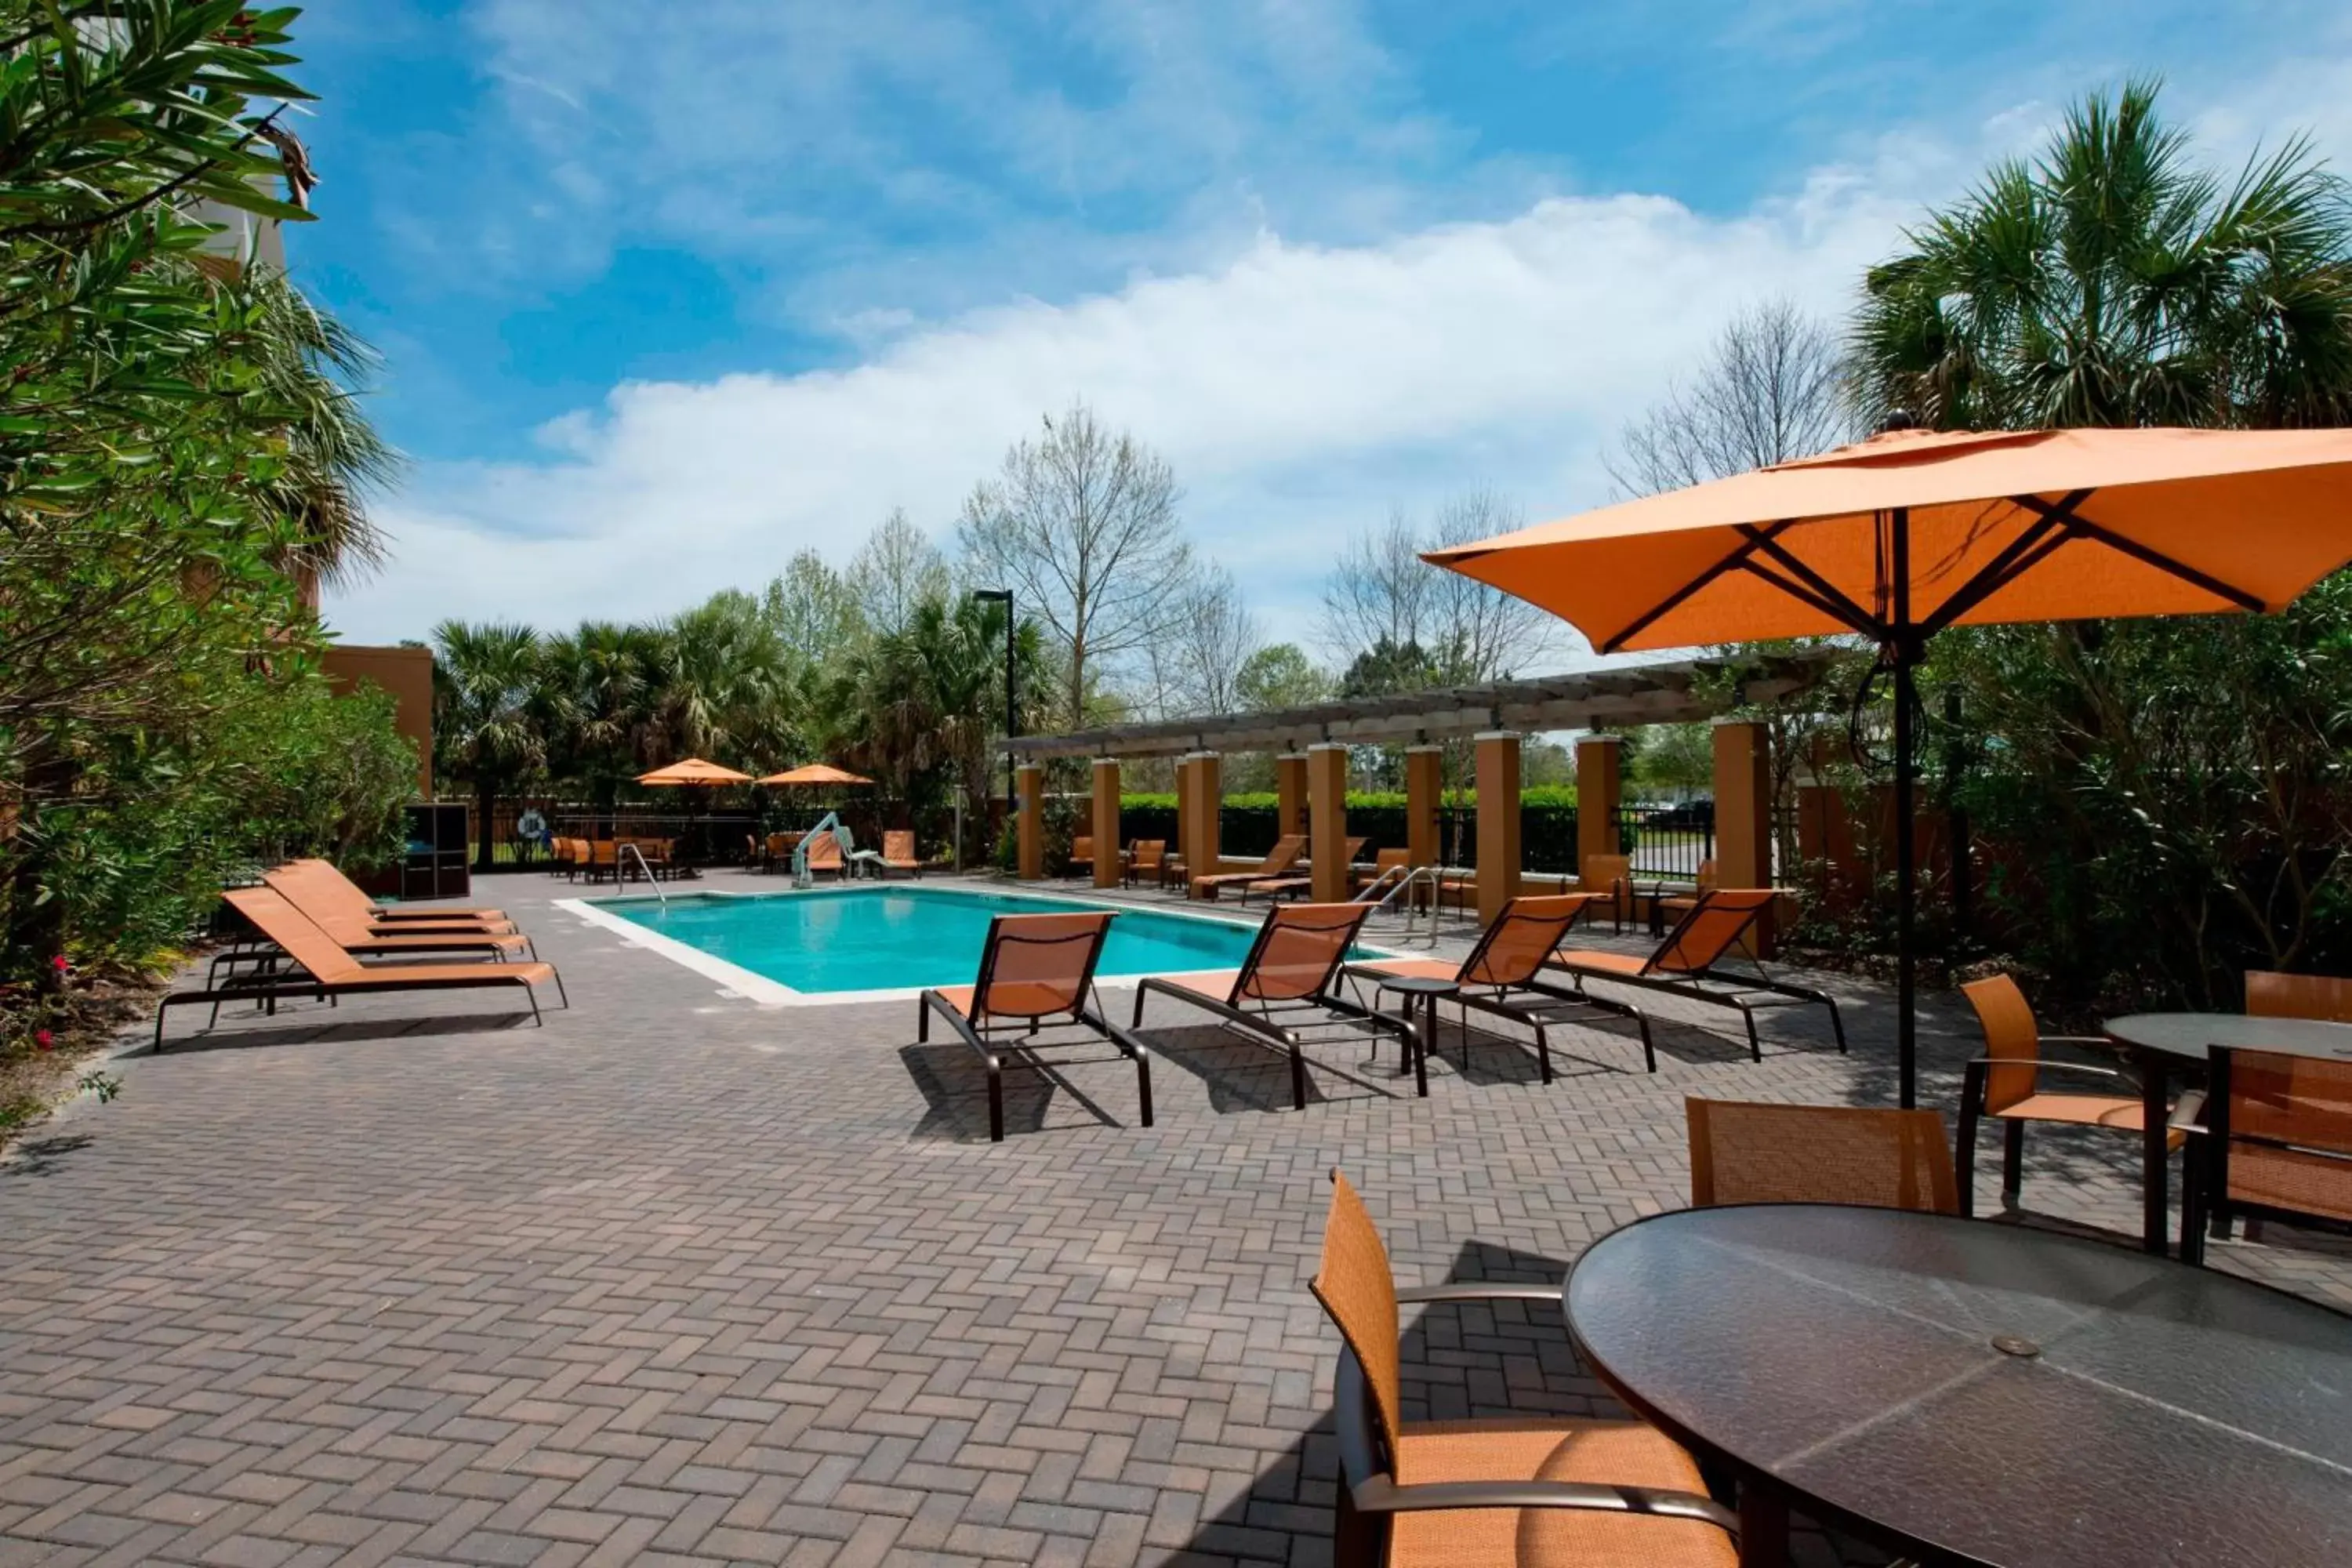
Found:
[50,954,70,973]
[34,1030,53,1052]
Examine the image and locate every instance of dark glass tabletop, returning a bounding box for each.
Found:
[2103,1011,2352,1063]
[1370,975,1458,996]
[1566,1204,2352,1568]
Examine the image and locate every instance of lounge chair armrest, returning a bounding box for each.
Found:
[2169,1088,2208,1134]
[1348,1475,1737,1537]
[1393,1283,1562,1305]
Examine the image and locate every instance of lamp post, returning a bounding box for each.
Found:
[970,587,1016,828]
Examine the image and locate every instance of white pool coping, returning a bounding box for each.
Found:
[556,880,1402,1007]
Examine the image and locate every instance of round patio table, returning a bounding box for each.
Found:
[1368,974,1449,1094]
[2103,1012,2352,1254]
[1566,1203,2352,1568]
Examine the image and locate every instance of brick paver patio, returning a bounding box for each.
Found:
[4,872,2347,1566]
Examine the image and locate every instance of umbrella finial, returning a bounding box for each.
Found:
[1878,408,1919,433]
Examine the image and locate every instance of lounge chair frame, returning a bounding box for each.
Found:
[1131,906,1419,1109]
[1345,895,1657,1081]
[916,915,1154,1142]
[1547,891,1846,1062]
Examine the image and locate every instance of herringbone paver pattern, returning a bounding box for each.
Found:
[3,873,2346,1566]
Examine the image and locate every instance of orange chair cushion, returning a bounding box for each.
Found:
[1388,1417,1735,1568]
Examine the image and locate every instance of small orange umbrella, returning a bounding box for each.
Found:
[635,758,754,786]
[755,764,873,786]
[1426,423,2352,1106]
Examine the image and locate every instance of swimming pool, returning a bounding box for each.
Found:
[584,885,1309,999]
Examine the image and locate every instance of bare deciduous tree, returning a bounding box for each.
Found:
[1606,298,1856,495]
[1161,564,1261,717]
[1321,488,1559,688]
[957,402,1192,728]
[849,507,949,640]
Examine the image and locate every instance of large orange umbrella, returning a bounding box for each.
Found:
[1426,423,2352,1105]
[754,763,873,786]
[636,758,754,786]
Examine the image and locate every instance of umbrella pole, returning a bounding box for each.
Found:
[1891,505,1918,1109]
[1893,641,1918,1109]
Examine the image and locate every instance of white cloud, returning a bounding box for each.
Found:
[328,39,2352,657]
[329,125,1969,646]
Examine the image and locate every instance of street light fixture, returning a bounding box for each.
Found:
[970,588,1016,817]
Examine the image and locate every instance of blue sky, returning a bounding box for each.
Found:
[305,0,2352,649]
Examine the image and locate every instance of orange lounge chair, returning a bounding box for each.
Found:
[286,857,508,925]
[267,862,518,939]
[257,868,535,964]
[156,887,565,1048]
[880,829,922,877]
[1546,887,1846,1062]
[1955,972,2180,1218]
[1312,1169,1737,1568]
[1688,1098,1958,1213]
[1189,833,1306,900]
[1243,837,1369,905]
[1345,893,1652,1080]
[1131,902,1415,1108]
[917,913,1152,1142]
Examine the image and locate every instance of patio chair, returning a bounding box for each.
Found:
[1577,853,1641,935]
[1345,893,1656,1080]
[1649,859,1719,936]
[1545,888,1846,1062]
[1311,1168,1737,1568]
[2245,968,2352,1022]
[916,913,1152,1142]
[584,840,618,884]
[259,867,535,961]
[1190,833,1307,900]
[155,887,566,1048]
[1353,848,1414,898]
[1122,839,1167,888]
[1132,902,1417,1109]
[285,857,508,925]
[1686,1098,1958,1213]
[1243,837,1369,906]
[2175,1046,2352,1264]
[267,862,517,938]
[1066,835,1094,880]
[802,830,848,880]
[1955,972,2178,1218]
[877,829,923,877]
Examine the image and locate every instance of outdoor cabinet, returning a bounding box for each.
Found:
[401,802,471,902]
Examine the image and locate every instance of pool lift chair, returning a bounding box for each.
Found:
[793,814,858,887]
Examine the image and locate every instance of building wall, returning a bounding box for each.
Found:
[323,644,433,799]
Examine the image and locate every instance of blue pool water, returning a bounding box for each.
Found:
[596,886,1285,994]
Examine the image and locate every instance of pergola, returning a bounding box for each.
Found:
[1004,651,1836,924]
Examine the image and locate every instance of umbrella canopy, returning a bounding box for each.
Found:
[635,758,754,786]
[1426,426,2352,652]
[757,764,873,786]
[1425,423,2352,1112]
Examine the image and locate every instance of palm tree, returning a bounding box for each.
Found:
[1854,80,2352,431]
[432,622,546,871]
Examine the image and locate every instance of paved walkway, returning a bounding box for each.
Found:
[2,873,2346,1567]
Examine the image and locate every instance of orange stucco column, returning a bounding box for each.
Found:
[1405,746,1442,870]
[1188,752,1222,892]
[1308,744,1349,902]
[1092,757,1122,889]
[1275,753,1308,840]
[1576,735,1624,881]
[1015,763,1044,881]
[1712,720,1771,890]
[1173,756,1194,881]
[1475,732,1522,924]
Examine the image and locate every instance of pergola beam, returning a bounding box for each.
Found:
[1002,652,1835,761]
